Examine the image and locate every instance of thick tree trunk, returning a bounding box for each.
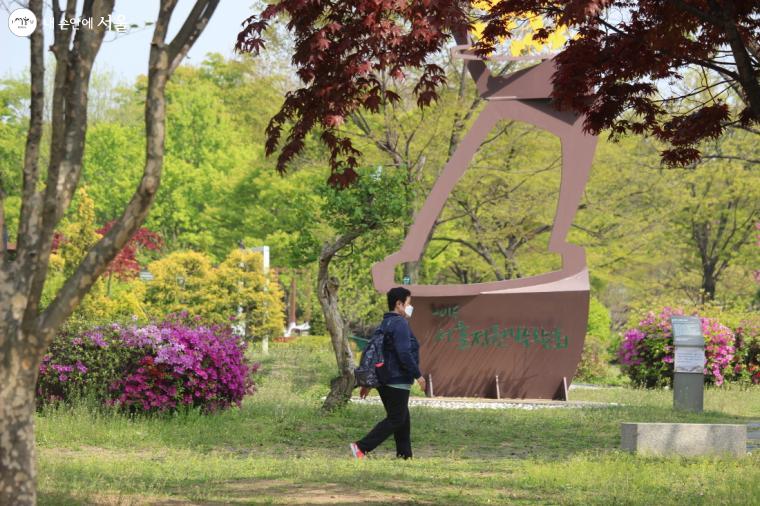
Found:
[701,264,717,302]
[0,2,219,502]
[0,343,40,506]
[317,232,360,411]
[318,273,356,411]
[322,367,356,411]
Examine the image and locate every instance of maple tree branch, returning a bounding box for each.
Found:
[669,0,722,26]
[707,0,760,118]
[658,81,731,106]
[684,58,740,82]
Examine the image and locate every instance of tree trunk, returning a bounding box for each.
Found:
[0,1,220,502]
[322,365,356,412]
[701,263,717,302]
[0,341,40,506]
[318,273,356,411]
[317,232,360,411]
[403,255,421,284]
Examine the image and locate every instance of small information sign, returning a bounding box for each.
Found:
[674,347,705,374]
[671,317,701,338]
[674,335,703,347]
[670,315,705,412]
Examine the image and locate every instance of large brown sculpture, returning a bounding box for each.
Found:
[372,34,599,399]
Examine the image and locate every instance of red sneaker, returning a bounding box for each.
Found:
[350,442,365,459]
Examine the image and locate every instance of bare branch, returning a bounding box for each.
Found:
[716,208,759,278]
[653,79,731,104]
[683,57,740,82]
[167,0,220,74]
[22,0,115,331]
[479,120,515,148]
[13,0,45,284]
[702,154,760,165]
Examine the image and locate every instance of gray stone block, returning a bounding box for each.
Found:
[621,423,747,457]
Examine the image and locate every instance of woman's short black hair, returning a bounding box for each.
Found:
[387,286,411,311]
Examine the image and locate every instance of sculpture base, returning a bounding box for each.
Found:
[410,290,589,399]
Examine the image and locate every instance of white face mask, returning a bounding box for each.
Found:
[404,304,414,318]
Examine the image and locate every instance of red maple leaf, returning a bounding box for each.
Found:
[97,221,163,280]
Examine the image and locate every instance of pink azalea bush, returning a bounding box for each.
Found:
[618,307,735,388]
[37,314,258,413]
[730,315,760,385]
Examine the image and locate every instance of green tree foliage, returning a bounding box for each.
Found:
[41,188,148,327]
[79,58,276,254]
[317,165,411,329]
[0,78,28,241]
[82,122,144,223]
[4,55,758,339]
[418,119,563,284]
[572,130,760,317]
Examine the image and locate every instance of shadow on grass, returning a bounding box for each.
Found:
[158,479,428,505]
[39,489,145,505]
[38,490,85,506]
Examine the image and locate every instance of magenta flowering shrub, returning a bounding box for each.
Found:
[618,307,735,388]
[37,324,144,404]
[37,314,258,413]
[730,315,760,385]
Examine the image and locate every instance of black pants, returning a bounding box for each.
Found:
[357,385,412,458]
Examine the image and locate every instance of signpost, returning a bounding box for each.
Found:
[671,315,704,412]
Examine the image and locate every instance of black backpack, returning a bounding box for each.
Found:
[354,324,391,388]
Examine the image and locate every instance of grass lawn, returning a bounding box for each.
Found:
[37,335,760,505]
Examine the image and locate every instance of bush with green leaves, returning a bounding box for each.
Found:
[575,334,612,383]
[587,296,612,342]
[574,297,613,382]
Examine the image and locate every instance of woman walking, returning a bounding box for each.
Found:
[350,287,426,459]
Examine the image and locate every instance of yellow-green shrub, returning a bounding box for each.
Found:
[77,279,149,323]
[143,250,213,314]
[144,249,285,340]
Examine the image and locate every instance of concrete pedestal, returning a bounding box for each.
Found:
[621,423,746,457]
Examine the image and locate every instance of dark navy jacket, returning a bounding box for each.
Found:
[379,312,421,384]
